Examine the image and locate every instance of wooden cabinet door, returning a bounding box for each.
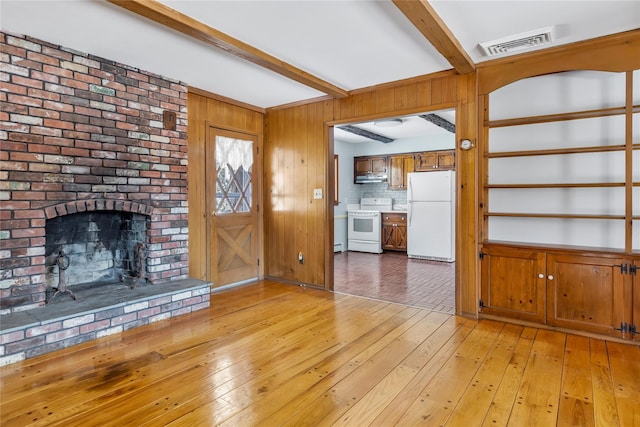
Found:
[382,213,407,251]
[437,151,455,170]
[388,156,404,190]
[388,155,414,190]
[634,260,640,342]
[354,157,370,175]
[382,224,395,250]
[370,156,387,174]
[480,246,546,323]
[546,254,630,337]
[414,152,437,171]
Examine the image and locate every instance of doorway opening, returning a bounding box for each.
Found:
[332,109,456,313]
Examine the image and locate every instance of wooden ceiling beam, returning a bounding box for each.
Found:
[392,0,475,75]
[337,125,394,144]
[107,0,348,98]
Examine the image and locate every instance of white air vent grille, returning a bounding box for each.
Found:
[480,26,555,56]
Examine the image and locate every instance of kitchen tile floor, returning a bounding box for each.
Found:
[333,250,455,314]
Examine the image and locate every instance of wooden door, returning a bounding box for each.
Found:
[206,127,259,287]
[546,254,629,337]
[480,245,546,323]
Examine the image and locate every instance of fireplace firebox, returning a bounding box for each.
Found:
[45,211,149,301]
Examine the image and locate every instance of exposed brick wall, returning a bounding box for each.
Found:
[0,31,189,313]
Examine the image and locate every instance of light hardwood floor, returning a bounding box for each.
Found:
[1,280,638,426]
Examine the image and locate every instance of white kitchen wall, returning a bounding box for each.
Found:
[351,133,454,157]
[334,139,357,251]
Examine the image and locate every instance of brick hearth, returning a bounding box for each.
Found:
[0,278,210,366]
[0,32,209,364]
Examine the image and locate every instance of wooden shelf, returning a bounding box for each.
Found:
[485,212,625,220]
[486,144,638,158]
[481,240,629,256]
[486,104,640,128]
[485,182,625,189]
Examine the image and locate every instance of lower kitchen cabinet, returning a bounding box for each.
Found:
[382,213,407,251]
[481,243,639,340]
[635,268,640,342]
[546,253,629,337]
[480,245,546,323]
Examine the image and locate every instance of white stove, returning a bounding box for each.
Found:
[347,198,392,253]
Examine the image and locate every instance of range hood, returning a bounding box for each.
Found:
[355,174,387,184]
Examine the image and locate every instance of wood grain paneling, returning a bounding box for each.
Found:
[264,101,332,286]
[187,90,264,287]
[265,72,479,318]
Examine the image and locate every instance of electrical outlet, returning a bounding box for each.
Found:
[313,188,323,200]
[298,252,304,264]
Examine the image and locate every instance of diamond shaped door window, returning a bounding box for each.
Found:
[215,136,253,214]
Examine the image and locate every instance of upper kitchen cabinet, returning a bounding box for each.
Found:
[354,155,388,184]
[388,154,415,190]
[414,150,455,172]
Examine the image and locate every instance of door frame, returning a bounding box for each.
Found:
[205,122,264,287]
[324,104,461,313]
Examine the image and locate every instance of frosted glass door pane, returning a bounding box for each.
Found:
[488,152,624,184]
[488,217,625,249]
[490,71,626,120]
[488,115,625,153]
[634,220,640,251]
[215,135,253,214]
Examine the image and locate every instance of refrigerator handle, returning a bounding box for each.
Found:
[408,175,413,226]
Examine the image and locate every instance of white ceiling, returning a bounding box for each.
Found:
[1,0,638,113]
[334,109,455,144]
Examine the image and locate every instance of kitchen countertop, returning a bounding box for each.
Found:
[381,210,407,214]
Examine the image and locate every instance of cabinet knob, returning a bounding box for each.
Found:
[538,273,544,279]
[548,275,554,281]
[401,217,405,221]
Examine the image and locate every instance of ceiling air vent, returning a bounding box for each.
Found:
[479,26,555,56]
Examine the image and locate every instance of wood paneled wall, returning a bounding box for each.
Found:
[264,72,480,317]
[263,100,334,287]
[187,89,264,287]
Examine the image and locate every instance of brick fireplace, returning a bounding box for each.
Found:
[1,32,209,364]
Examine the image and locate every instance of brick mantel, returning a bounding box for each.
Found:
[0,31,190,313]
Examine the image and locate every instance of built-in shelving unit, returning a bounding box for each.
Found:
[481,69,639,252]
[478,68,640,341]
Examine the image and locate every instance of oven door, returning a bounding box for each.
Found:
[347,211,382,253]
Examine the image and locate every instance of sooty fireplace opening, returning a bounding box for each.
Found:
[45,211,150,302]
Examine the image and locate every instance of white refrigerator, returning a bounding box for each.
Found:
[407,171,455,262]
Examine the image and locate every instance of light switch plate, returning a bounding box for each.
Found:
[313,188,323,199]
